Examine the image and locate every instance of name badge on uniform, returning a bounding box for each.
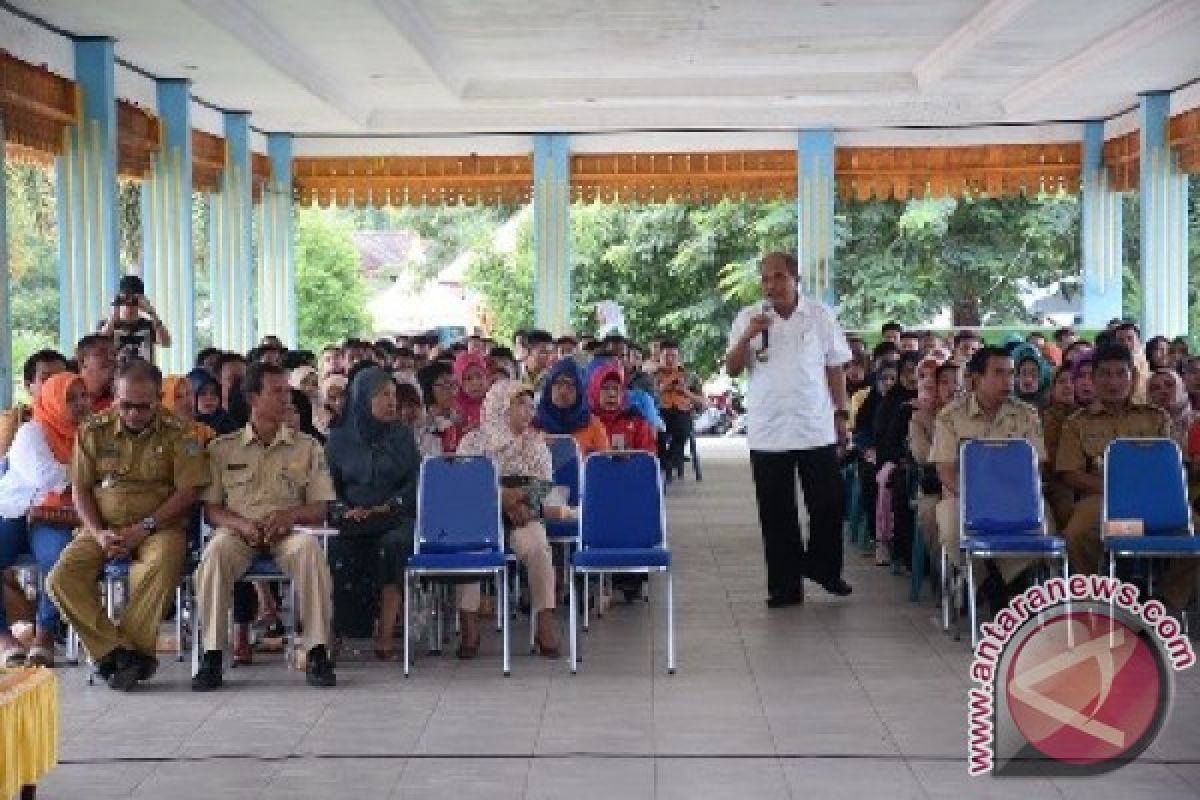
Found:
[100,475,116,489]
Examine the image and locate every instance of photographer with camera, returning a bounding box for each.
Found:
[99,275,171,365]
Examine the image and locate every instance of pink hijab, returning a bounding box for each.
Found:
[453,351,488,433]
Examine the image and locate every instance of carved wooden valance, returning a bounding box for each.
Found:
[292,155,533,207]
[117,99,160,178]
[0,50,76,156]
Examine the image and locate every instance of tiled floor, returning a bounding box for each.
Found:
[35,438,1200,798]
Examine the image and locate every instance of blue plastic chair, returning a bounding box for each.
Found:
[568,451,674,674]
[404,455,509,676]
[958,439,1067,646]
[1103,438,1200,597]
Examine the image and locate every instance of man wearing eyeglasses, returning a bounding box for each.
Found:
[48,359,209,690]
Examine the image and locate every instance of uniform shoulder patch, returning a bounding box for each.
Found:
[83,409,118,430]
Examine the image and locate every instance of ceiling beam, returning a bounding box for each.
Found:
[913,0,1040,90]
[459,72,917,101]
[1003,0,1200,114]
[179,0,370,127]
[371,0,466,97]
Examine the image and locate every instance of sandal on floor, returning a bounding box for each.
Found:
[1,646,28,668]
[25,645,54,668]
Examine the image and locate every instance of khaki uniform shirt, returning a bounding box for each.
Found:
[1055,402,1170,477]
[72,409,210,527]
[930,393,1047,465]
[908,406,937,465]
[204,425,335,519]
[1040,403,1075,465]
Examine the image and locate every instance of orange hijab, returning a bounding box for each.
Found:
[33,372,84,464]
[162,374,215,445]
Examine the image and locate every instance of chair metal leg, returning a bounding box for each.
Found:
[432,583,444,656]
[583,573,591,631]
[501,567,510,677]
[910,518,926,602]
[403,572,411,677]
[495,574,503,632]
[175,585,185,662]
[966,557,978,648]
[287,582,297,670]
[940,549,950,632]
[666,571,676,674]
[569,568,578,674]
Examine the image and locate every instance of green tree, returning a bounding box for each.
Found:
[5,163,60,342]
[295,210,371,351]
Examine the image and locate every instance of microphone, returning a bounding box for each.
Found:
[757,299,772,362]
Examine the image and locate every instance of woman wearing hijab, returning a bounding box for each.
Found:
[1041,366,1078,530]
[325,367,421,659]
[453,351,488,438]
[0,372,90,666]
[164,374,216,446]
[456,380,559,658]
[873,351,921,567]
[587,361,657,453]
[316,373,348,436]
[533,357,609,456]
[289,365,320,405]
[1011,343,1051,408]
[1148,368,1192,453]
[188,368,238,435]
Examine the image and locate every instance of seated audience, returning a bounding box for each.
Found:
[1040,366,1078,531]
[290,365,320,406]
[453,351,488,438]
[416,361,459,456]
[163,375,216,446]
[587,361,657,453]
[534,358,609,456]
[188,368,239,435]
[315,373,348,436]
[325,367,420,661]
[77,333,117,413]
[455,380,559,658]
[0,373,89,666]
[49,360,207,690]
[0,350,68,458]
[1057,344,1195,611]
[192,362,337,690]
[909,362,960,559]
[1147,368,1192,453]
[930,347,1045,613]
[1011,343,1051,407]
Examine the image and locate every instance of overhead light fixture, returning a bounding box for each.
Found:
[369,73,384,80]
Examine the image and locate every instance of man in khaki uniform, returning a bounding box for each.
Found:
[192,362,337,690]
[1057,343,1197,610]
[931,347,1046,603]
[48,359,208,690]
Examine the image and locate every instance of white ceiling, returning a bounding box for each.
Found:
[7,0,1200,135]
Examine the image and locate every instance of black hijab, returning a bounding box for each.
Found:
[324,366,421,512]
[187,368,238,435]
[289,388,324,444]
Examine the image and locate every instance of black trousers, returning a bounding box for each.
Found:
[659,408,694,472]
[749,445,846,599]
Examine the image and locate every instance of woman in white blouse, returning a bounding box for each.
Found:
[0,372,90,666]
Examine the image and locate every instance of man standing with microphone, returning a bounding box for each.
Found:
[726,252,853,607]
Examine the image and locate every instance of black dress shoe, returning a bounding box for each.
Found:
[306,645,337,688]
[136,653,159,682]
[191,651,224,692]
[813,577,853,597]
[106,647,141,691]
[766,592,805,608]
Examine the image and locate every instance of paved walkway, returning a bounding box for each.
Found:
[40,438,1200,798]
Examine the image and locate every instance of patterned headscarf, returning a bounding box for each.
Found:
[457,378,551,480]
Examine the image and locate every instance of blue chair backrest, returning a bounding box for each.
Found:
[415,455,503,553]
[545,435,581,506]
[1105,438,1191,535]
[580,451,664,550]
[961,439,1043,535]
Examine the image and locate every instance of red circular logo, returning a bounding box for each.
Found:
[1005,610,1164,766]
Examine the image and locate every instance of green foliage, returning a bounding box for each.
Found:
[5,163,60,343]
[294,210,371,352]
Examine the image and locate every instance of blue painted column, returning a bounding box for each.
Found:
[56,37,119,350]
[257,133,295,345]
[142,79,193,374]
[532,134,571,334]
[797,130,836,306]
[0,125,11,408]
[1139,91,1189,337]
[210,111,255,352]
[1080,120,1123,328]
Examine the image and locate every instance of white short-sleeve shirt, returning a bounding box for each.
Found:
[729,296,852,452]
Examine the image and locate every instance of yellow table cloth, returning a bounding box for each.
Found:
[0,669,58,798]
